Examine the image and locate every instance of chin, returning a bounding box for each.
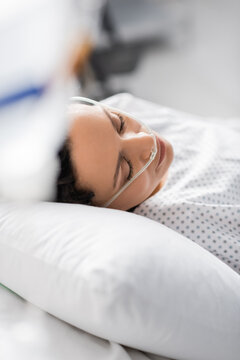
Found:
[149,183,162,198]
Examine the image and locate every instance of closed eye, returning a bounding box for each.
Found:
[123,156,133,181]
[117,114,125,133]
[102,106,134,187]
[115,114,133,181]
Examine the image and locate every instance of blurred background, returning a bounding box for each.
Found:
[0,0,239,202]
[78,0,240,118]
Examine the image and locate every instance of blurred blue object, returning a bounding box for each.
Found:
[0,0,103,201]
[0,84,47,109]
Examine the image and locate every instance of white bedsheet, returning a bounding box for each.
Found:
[0,285,170,360]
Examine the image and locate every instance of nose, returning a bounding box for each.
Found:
[121,130,155,164]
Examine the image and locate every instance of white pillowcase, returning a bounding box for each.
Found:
[0,200,239,360]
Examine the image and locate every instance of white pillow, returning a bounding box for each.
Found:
[0,200,239,360]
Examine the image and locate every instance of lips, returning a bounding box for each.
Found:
[156,136,166,169]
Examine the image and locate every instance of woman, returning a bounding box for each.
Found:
[56,97,174,211]
[56,94,240,274]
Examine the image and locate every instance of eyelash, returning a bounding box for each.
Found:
[113,112,133,181]
[117,113,125,133]
[126,158,133,180]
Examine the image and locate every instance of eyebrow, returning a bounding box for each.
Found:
[100,106,122,189]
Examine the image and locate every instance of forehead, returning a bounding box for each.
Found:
[67,103,117,204]
[68,102,104,124]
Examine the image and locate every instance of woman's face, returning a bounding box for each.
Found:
[67,102,174,210]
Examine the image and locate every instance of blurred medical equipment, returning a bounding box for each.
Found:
[0,0,106,202]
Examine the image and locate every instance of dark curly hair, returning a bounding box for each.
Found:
[55,139,95,205]
[55,138,138,212]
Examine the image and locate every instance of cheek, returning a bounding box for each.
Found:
[129,174,151,197]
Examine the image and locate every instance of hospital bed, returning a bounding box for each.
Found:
[0,93,240,360]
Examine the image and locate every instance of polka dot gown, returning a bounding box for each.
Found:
[104,94,240,275]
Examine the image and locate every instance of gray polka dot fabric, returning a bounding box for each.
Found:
[104,94,240,275]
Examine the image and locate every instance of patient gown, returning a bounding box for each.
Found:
[104,94,240,275]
